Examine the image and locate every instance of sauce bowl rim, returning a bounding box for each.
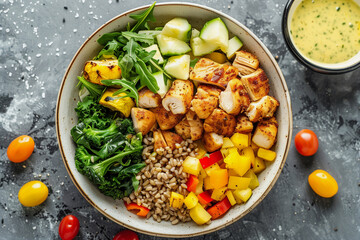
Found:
[282,0,360,74]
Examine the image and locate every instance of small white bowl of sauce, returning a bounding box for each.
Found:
[283,0,360,73]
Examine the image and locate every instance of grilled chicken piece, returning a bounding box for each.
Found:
[191,84,221,119]
[131,108,156,136]
[138,87,162,108]
[241,68,270,101]
[153,129,167,150]
[203,132,223,152]
[246,95,279,122]
[252,117,278,149]
[219,78,250,115]
[232,51,259,76]
[162,131,183,150]
[203,108,236,137]
[174,118,191,140]
[175,110,203,141]
[83,60,121,85]
[162,80,194,114]
[235,115,253,134]
[151,105,184,130]
[190,58,238,89]
[99,88,134,117]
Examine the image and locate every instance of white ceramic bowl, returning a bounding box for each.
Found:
[282,0,360,74]
[56,2,292,237]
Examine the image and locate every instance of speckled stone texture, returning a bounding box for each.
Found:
[0,0,359,239]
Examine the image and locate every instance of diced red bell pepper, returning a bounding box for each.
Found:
[199,151,223,169]
[206,197,232,220]
[197,191,213,205]
[124,202,150,217]
[186,175,199,193]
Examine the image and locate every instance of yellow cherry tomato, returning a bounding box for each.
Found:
[18,181,48,207]
[7,135,35,163]
[308,170,338,198]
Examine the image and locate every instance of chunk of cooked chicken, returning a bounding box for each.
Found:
[151,105,184,130]
[219,78,250,115]
[138,87,162,108]
[235,115,253,134]
[186,110,203,141]
[174,110,204,141]
[203,132,223,152]
[203,108,236,137]
[190,58,238,89]
[232,51,259,76]
[131,108,156,136]
[162,80,194,114]
[252,117,278,149]
[99,88,134,117]
[174,117,191,140]
[191,84,221,119]
[241,68,270,101]
[83,60,121,85]
[246,95,279,122]
[162,131,183,150]
[153,129,167,150]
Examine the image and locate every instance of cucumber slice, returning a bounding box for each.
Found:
[138,30,162,37]
[190,37,218,56]
[152,71,171,98]
[191,28,200,40]
[200,18,229,53]
[144,44,164,64]
[161,18,192,42]
[164,54,190,80]
[156,34,191,56]
[226,36,243,59]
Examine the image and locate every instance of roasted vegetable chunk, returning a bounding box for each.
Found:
[190,58,238,89]
[99,88,134,117]
[83,60,121,85]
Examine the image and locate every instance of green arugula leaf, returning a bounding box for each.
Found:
[97,32,122,45]
[135,57,159,93]
[122,31,155,45]
[123,38,140,60]
[137,49,156,63]
[190,58,199,68]
[101,79,139,105]
[78,76,105,98]
[149,59,172,79]
[96,39,123,60]
[130,2,156,32]
[118,54,134,79]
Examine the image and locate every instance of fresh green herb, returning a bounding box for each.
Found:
[122,31,155,45]
[190,58,199,68]
[97,32,122,45]
[77,76,105,98]
[101,78,140,105]
[130,2,156,32]
[96,39,123,60]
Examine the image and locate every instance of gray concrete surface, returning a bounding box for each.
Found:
[0,0,359,239]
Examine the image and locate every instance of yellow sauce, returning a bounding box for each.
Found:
[291,0,360,63]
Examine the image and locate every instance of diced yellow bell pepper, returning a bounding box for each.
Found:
[183,157,202,176]
[230,133,249,150]
[184,192,198,209]
[211,186,227,201]
[195,140,207,159]
[220,148,229,158]
[204,163,220,176]
[253,157,266,174]
[242,147,255,167]
[243,169,259,190]
[257,148,276,161]
[209,169,228,189]
[228,176,251,190]
[195,169,207,195]
[224,148,240,169]
[99,88,134,117]
[233,188,252,203]
[170,192,184,209]
[222,137,235,149]
[225,150,251,176]
[226,191,237,206]
[189,203,212,225]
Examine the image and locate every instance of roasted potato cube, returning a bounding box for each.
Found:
[83,60,121,85]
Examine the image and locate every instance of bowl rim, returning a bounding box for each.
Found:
[282,0,360,74]
[55,2,293,237]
